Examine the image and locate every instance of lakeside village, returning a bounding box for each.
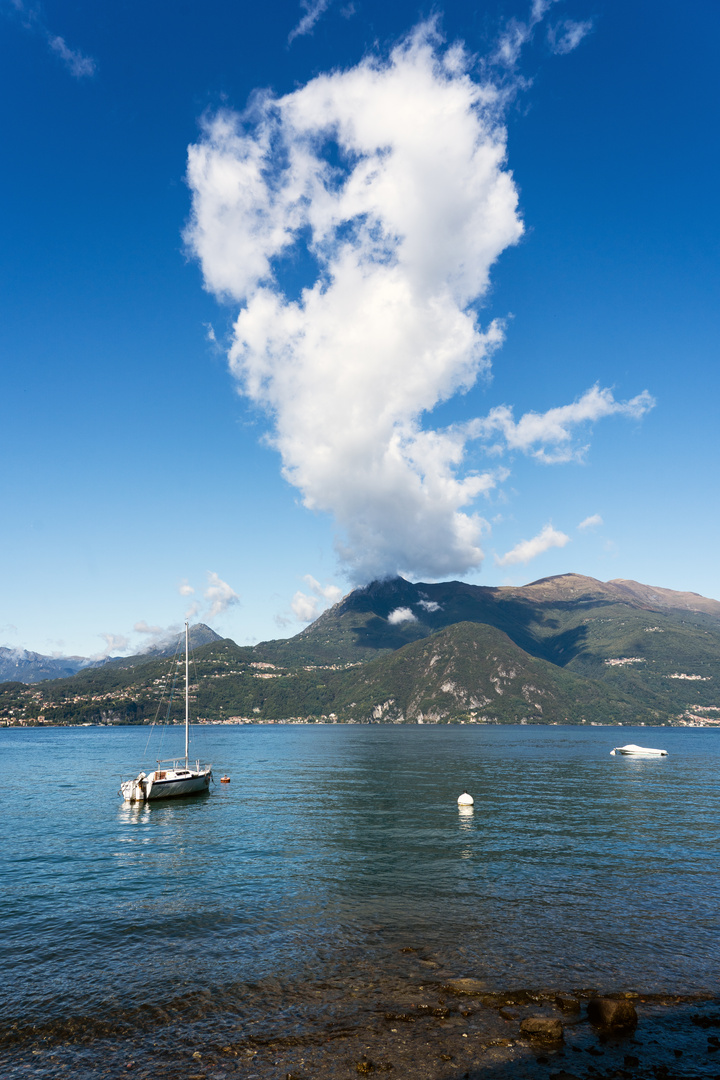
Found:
[4,707,720,728]
[3,655,720,729]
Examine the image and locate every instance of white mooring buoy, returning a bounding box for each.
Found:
[457,791,474,806]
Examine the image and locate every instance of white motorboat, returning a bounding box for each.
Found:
[610,743,668,757]
[121,622,212,802]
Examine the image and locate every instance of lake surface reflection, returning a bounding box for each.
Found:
[2,724,719,1040]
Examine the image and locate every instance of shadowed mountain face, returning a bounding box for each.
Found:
[245,573,720,722]
[256,573,720,667]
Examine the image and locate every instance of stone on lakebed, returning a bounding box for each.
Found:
[442,978,488,995]
[520,1017,564,1042]
[555,995,581,1013]
[587,997,638,1030]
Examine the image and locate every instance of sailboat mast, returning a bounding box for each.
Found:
[185,620,189,769]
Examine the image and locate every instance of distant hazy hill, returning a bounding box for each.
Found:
[0,624,222,685]
[607,578,720,618]
[2,580,718,725]
[104,623,223,664]
[0,648,96,684]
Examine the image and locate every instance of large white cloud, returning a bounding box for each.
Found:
[186,22,651,584]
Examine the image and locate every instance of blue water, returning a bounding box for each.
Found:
[2,724,719,1046]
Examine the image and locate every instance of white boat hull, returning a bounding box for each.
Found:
[121,767,212,802]
[611,743,667,757]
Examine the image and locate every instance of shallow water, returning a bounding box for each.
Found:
[2,723,719,1072]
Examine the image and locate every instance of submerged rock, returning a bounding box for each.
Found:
[443,978,487,996]
[481,989,532,1007]
[356,1059,392,1074]
[520,1017,564,1041]
[555,995,581,1013]
[587,997,638,1030]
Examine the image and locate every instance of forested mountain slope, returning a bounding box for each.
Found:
[2,576,718,726]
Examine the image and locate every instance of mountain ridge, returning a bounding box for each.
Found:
[2,573,719,728]
[251,573,720,668]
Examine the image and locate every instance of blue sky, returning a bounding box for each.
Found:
[1,0,718,658]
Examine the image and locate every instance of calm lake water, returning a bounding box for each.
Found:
[2,723,719,1072]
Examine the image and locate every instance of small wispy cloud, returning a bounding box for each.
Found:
[0,623,19,647]
[548,19,593,55]
[291,575,343,622]
[469,385,655,464]
[97,632,130,657]
[417,597,442,613]
[291,592,320,622]
[93,575,240,660]
[387,606,418,625]
[204,571,240,619]
[492,0,558,68]
[48,34,96,77]
[578,513,603,532]
[5,1,96,78]
[496,523,570,566]
[177,573,240,621]
[288,0,333,43]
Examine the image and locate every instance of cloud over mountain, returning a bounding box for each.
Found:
[291,575,343,622]
[186,21,651,584]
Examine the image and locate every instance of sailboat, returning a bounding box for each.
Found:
[120,621,212,802]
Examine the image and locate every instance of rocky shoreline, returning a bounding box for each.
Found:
[4,977,719,1079]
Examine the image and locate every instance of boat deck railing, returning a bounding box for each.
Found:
[155,758,211,772]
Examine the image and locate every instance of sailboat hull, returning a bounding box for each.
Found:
[121,768,212,802]
[146,771,211,800]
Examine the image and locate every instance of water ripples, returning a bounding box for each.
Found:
[2,723,719,1037]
